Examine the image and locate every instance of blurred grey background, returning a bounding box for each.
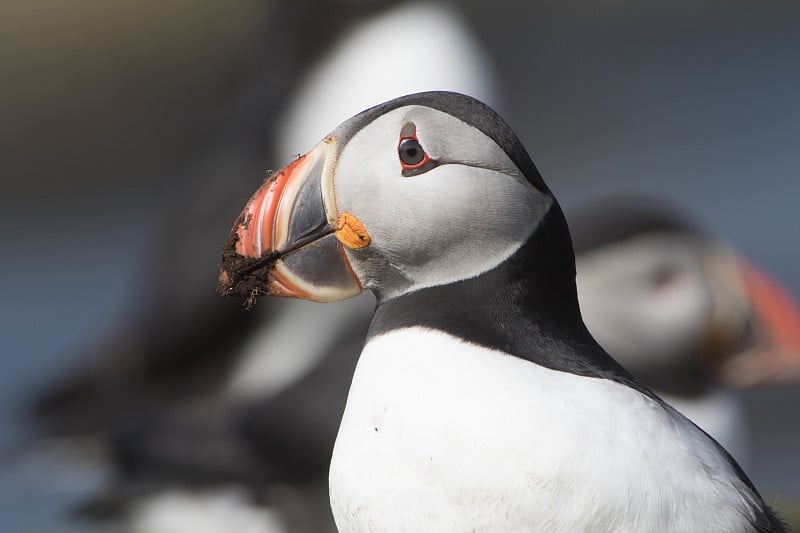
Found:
[1,0,798,529]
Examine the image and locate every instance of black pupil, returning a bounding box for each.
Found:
[399,138,424,165]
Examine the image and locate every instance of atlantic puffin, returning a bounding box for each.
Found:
[219,92,789,532]
[571,197,800,465]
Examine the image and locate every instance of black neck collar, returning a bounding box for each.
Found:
[367,205,656,400]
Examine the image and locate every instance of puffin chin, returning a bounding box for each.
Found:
[217,138,363,303]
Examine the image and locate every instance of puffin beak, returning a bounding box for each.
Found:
[217,138,363,303]
[705,250,800,387]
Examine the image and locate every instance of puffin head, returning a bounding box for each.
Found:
[219,92,556,303]
[570,197,800,389]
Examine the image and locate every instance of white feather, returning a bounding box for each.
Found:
[663,390,750,466]
[330,327,762,533]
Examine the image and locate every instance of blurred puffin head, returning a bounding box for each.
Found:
[570,198,800,391]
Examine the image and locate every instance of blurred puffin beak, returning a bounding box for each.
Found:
[705,249,800,387]
[218,138,363,303]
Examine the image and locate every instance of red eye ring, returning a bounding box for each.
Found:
[398,136,428,169]
[397,132,437,176]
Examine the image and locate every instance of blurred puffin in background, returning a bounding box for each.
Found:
[571,197,800,466]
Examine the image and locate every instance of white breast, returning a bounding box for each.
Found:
[329,327,761,533]
[662,389,750,467]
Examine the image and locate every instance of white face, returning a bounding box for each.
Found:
[576,233,715,374]
[327,105,549,299]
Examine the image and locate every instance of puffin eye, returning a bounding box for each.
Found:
[648,261,682,290]
[397,134,437,177]
[399,138,425,166]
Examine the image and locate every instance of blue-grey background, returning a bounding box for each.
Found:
[1,0,798,529]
